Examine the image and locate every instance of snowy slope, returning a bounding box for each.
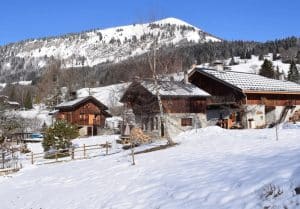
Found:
[230,55,293,75]
[0,17,220,80]
[1,126,300,209]
[16,104,52,126]
[76,83,130,108]
[197,55,299,78]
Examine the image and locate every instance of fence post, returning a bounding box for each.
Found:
[72,147,75,160]
[2,152,5,168]
[55,150,58,162]
[106,141,108,155]
[31,152,34,165]
[83,144,86,159]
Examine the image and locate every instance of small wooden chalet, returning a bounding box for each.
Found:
[189,68,300,128]
[120,80,211,138]
[0,95,20,110]
[55,96,112,136]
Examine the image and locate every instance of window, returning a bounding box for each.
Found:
[150,117,154,131]
[181,118,193,126]
[155,117,159,130]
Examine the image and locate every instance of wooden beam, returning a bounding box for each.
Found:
[244,90,300,95]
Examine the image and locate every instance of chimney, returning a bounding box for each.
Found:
[69,91,77,100]
[184,70,189,84]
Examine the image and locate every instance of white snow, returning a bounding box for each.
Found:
[11,80,32,86]
[15,104,53,126]
[10,17,220,69]
[76,83,130,108]
[194,68,300,92]
[140,80,211,97]
[1,125,300,208]
[229,55,294,75]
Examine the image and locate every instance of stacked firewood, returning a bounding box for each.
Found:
[130,127,151,144]
[290,110,300,122]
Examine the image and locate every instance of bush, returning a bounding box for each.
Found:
[42,120,79,152]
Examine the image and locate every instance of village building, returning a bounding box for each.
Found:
[120,80,211,138]
[55,96,112,136]
[0,95,20,110]
[189,68,300,128]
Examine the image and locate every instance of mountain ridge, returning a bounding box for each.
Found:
[0,17,221,82]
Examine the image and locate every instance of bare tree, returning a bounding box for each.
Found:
[147,28,174,145]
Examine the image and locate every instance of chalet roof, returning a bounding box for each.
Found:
[139,80,211,97]
[55,96,108,110]
[192,68,300,94]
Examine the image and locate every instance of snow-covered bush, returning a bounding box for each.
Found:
[42,120,79,152]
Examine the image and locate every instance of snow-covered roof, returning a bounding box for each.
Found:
[140,80,211,97]
[194,68,300,93]
[55,96,108,110]
[6,101,20,106]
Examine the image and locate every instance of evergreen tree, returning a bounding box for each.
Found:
[24,91,33,109]
[296,50,300,64]
[259,59,275,78]
[287,60,300,83]
[258,54,264,61]
[42,120,79,152]
[274,66,280,80]
[245,51,252,59]
[272,52,278,61]
[41,121,47,133]
[229,57,236,66]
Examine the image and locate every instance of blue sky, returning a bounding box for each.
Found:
[0,0,299,45]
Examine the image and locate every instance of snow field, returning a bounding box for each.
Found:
[0,126,300,209]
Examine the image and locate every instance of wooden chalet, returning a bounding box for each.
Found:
[55,96,112,136]
[189,68,300,128]
[0,95,20,110]
[120,80,211,138]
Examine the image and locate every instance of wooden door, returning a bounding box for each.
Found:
[88,114,95,125]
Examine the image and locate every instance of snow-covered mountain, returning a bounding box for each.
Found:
[0,17,220,81]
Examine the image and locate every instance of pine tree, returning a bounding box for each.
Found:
[24,91,33,109]
[287,60,300,83]
[259,59,275,78]
[245,51,252,59]
[42,120,79,152]
[229,57,236,66]
[41,121,47,132]
[272,52,278,61]
[296,51,300,64]
[274,66,280,80]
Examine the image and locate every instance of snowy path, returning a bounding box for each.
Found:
[1,127,300,209]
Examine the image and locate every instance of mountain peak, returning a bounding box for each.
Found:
[0,17,221,82]
[153,17,195,27]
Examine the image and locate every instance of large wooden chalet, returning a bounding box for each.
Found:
[120,80,211,137]
[189,68,300,128]
[55,96,111,136]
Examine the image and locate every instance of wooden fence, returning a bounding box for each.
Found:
[0,149,22,175]
[27,142,113,165]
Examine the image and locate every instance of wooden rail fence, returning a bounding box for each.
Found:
[27,142,112,165]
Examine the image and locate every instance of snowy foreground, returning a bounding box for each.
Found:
[1,126,300,209]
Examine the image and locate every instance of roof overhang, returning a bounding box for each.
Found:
[189,68,246,96]
[243,90,300,95]
[56,96,108,111]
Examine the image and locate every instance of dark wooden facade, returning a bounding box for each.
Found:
[120,82,208,115]
[120,81,209,137]
[245,92,300,106]
[189,70,300,106]
[55,96,111,128]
